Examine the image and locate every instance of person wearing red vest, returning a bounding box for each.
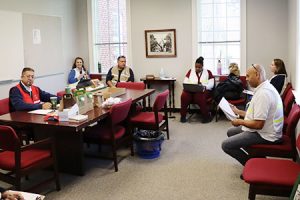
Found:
[180,57,215,123]
[9,67,60,112]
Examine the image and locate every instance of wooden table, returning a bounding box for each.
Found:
[140,77,176,117]
[0,89,155,176]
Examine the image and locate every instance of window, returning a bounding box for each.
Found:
[93,0,127,74]
[197,0,241,75]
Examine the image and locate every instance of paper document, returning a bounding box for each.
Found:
[243,89,254,95]
[7,191,45,200]
[218,97,238,121]
[69,114,88,122]
[28,109,53,115]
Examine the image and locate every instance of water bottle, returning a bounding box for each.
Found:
[159,68,165,78]
[217,60,222,75]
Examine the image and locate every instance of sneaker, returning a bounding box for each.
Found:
[180,117,187,123]
[201,113,212,124]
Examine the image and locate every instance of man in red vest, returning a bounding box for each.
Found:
[9,67,60,112]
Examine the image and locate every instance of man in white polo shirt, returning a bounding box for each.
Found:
[221,64,283,166]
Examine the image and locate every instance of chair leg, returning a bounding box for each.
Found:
[53,163,61,191]
[248,185,256,200]
[15,172,21,191]
[129,126,134,156]
[112,142,118,172]
[166,120,169,140]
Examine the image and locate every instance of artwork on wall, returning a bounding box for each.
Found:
[145,29,176,58]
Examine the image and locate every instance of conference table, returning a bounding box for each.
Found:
[0,89,155,176]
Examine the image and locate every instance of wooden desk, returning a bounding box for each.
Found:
[0,89,155,176]
[140,77,176,116]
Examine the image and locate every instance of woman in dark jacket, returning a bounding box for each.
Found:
[214,63,243,103]
[269,58,288,95]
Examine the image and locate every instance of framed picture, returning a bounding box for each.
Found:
[145,29,177,58]
[290,174,300,200]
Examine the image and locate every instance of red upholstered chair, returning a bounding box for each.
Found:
[89,73,102,80]
[215,75,247,122]
[0,125,60,191]
[283,87,295,116]
[0,98,9,116]
[130,90,169,139]
[281,82,292,100]
[116,82,145,90]
[84,99,133,172]
[117,82,146,112]
[246,104,300,161]
[56,90,66,98]
[242,133,300,200]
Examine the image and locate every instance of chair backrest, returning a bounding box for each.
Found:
[116,82,145,90]
[0,98,10,116]
[0,125,20,151]
[89,73,102,80]
[56,90,66,98]
[283,88,295,116]
[296,132,300,151]
[110,98,132,125]
[153,90,169,112]
[281,82,292,100]
[284,104,300,137]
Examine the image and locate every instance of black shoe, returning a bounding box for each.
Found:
[240,174,244,180]
[180,117,187,123]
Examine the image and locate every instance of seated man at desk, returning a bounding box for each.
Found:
[180,56,214,123]
[106,56,134,87]
[9,67,60,112]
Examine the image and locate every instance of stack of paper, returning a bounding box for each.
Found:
[218,97,239,121]
[69,114,88,122]
[28,109,53,115]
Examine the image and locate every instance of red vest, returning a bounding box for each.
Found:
[16,84,41,104]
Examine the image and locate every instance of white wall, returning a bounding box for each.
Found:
[0,0,81,98]
[288,0,298,90]
[130,0,193,106]
[246,0,289,79]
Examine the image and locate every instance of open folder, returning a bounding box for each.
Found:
[218,97,239,121]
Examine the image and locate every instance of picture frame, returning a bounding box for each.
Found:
[145,29,177,58]
[290,174,300,200]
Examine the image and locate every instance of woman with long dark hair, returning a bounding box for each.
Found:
[68,57,89,84]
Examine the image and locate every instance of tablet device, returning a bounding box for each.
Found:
[183,83,204,93]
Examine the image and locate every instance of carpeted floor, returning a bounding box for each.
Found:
[1,113,289,199]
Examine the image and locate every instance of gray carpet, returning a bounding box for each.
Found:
[1,113,289,199]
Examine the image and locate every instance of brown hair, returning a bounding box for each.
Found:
[273,58,287,76]
[72,57,87,71]
[21,67,34,75]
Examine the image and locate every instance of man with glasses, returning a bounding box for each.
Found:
[221,64,283,168]
[9,67,60,112]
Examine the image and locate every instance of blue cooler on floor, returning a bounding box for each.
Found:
[134,130,164,159]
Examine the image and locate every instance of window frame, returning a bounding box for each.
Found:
[87,0,132,75]
[192,0,246,75]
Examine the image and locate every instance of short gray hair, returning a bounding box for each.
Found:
[253,64,266,82]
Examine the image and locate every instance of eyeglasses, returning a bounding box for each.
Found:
[252,64,258,72]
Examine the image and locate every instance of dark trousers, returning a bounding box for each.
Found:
[180,90,210,118]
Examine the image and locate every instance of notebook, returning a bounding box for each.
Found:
[183,83,204,93]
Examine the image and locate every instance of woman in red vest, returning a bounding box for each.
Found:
[180,57,214,123]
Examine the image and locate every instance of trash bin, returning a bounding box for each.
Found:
[133,130,164,159]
